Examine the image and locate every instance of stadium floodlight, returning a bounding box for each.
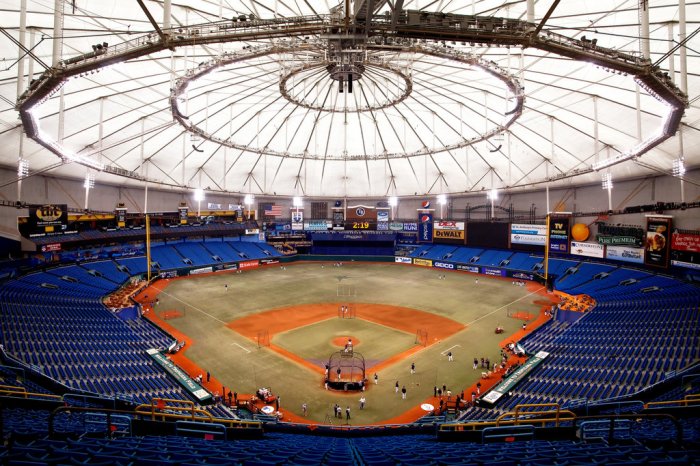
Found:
[437,194,447,205]
[17,159,29,178]
[672,158,686,177]
[83,173,95,189]
[293,196,303,208]
[601,173,613,190]
[193,188,205,201]
[487,188,499,200]
[244,193,255,206]
[388,196,398,207]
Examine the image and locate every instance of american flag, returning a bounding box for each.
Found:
[264,204,283,217]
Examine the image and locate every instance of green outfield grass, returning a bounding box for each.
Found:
[154,261,545,424]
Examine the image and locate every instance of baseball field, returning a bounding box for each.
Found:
[138,261,552,424]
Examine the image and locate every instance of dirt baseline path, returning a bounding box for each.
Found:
[227,303,466,374]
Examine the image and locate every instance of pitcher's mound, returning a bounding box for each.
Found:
[331,336,360,348]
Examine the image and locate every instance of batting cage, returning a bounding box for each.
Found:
[326,350,366,391]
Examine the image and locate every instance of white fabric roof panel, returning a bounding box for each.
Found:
[0,0,696,198]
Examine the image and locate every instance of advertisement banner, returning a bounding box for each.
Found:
[548,215,571,253]
[670,233,700,268]
[238,260,259,269]
[644,216,672,268]
[671,232,700,252]
[189,266,213,275]
[434,221,465,231]
[394,256,412,264]
[481,351,549,405]
[146,349,211,402]
[596,223,644,247]
[511,223,547,246]
[417,213,433,243]
[178,206,188,225]
[260,258,280,265]
[671,257,700,270]
[413,258,433,267]
[207,203,222,210]
[456,264,480,273]
[433,261,455,269]
[346,205,377,221]
[403,222,418,232]
[304,220,331,231]
[332,211,344,230]
[389,222,404,231]
[116,207,127,228]
[434,230,465,240]
[596,235,642,246]
[377,211,389,222]
[481,267,506,277]
[508,271,535,281]
[606,245,644,264]
[570,241,605,258]
[40,243,62,252]
[29,204,68,234]
[433,221,465,242]
[377,222,389,231]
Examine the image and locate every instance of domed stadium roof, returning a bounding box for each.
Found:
[1,1,697,198]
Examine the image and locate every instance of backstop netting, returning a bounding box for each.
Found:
[415,329,428,347]
[336,284,357,297]
[326,351,366,391]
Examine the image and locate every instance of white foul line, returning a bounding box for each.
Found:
[441,344,461,355]
[232,342,252,353]
[467,286,545,326]
[154,288,227,325]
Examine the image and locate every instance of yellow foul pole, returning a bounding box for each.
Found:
[543,213,550,289]
[146,214,151,282]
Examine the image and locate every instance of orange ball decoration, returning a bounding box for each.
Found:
[571,223,590,242]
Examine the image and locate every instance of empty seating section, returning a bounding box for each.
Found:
[0,238,287,413]
[115,256,149,275]
[474,249,513,266]
[0,292,189,405]
[256,242,283,257]
[1,240,699,455]
[408,245,433,257]
[14,272,106,300]
[554,262,616,293]
[150,245,186,269]
[82,260,131,284]
[506,252,542,271]
[228,241,271,260]
[45,265,118,292]
[201,242,242,262]
[1,431,699,465]
[447,246,483,264]
[458,272,700,421]
[172,242,217,266]
[546,258,579,279]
